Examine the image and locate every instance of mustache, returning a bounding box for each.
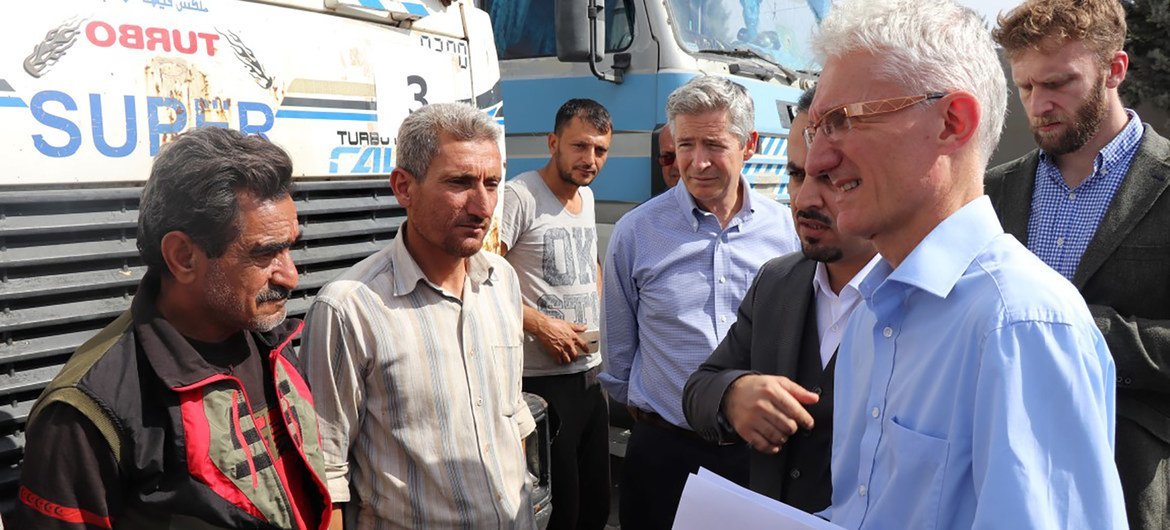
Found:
[458,215,490,228]
[796,208,833,226]
[256,285,291,304]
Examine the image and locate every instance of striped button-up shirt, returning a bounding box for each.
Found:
[1027,111,1144,279]
[600,180,799,428]
[300,227,536,529]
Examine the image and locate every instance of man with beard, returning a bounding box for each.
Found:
[15,127,331,529]
[682,85,878,514]
[499,98,611,530]
[301,103,537,529]
[988,1,1170,526]
[601,75,798,529]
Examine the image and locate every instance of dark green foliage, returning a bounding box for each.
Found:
[1122,0,1170,129]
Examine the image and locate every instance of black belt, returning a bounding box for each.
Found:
[634,409,711,443]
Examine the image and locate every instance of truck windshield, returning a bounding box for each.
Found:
[666,0,826,70]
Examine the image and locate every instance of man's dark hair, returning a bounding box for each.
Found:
[796,85,817,115]
[553,98,612,135]
[137,127,295,274]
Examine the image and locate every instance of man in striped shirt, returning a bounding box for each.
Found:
[301,103,537,529]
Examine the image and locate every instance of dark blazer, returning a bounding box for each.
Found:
[985,124,1170,527]
[682,252,834,513]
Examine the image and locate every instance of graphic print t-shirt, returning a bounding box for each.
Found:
[501,170,601,376]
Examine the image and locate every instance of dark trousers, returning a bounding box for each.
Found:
[619,416,749,530]
[523,369,611,530]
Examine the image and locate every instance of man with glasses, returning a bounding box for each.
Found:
[804,0,1126,527]
[988,2,1170,526]
[656,124,681,189]
[601,75,797,530]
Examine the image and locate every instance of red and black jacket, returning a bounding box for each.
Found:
[18,273,331,529]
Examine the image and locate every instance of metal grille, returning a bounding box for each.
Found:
[0,178,401,512]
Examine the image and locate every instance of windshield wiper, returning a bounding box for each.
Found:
[697,47,780,67]
[697,47,804,83]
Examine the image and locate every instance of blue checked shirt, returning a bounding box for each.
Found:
[600,180,798,428]
[1027,111,1144,279]
[832,197,1127,529]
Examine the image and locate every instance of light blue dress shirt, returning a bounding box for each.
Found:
[832,196,1127,529]
[600,180,798,428]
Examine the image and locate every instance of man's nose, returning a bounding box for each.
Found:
[468,183,495,218]
[804,134,841,182]
[1026,90,1055,118]
[272,248,299,290]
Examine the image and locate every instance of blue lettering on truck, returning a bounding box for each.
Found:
[28,90,274,157]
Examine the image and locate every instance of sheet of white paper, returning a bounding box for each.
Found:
[672,468,846,530]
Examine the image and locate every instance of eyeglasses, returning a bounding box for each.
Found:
[803,92,947,147]
[658,151,676,166]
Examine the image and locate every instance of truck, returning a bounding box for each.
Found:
[483,0,828,210]
[0,0,555,521]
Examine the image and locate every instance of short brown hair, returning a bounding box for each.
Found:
[993,0,1126,64]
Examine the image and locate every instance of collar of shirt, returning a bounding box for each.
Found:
[388,224,497,298]
[812,254,880,313]
[812,254,882,367]
[860,196,1003,301]
[673,175,756,231]
[1037,109,1144,191]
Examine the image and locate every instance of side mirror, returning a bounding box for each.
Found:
[554,0,604,63]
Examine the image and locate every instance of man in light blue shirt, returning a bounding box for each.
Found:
[600,75,798,530]
[803,0,1127,528]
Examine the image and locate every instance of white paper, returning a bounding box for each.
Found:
[672,467,846,530]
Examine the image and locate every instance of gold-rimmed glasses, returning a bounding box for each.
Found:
[803,92,948,147]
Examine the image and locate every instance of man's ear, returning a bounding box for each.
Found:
[741,131,760,161]
[938,91,980,154]
[546,131,559,156]
[390,168,419,208]
[160,231,202,284]
[1105,50,1128,89]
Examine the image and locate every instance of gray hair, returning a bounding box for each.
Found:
[666,76,755,146]
[395,102,501,179]
[813,0,1007,165]
[138,127,294,275]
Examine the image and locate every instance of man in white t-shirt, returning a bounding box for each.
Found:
[500,98,612,530]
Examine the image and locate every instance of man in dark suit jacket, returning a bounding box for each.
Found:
[682,87,877,513]
[990,2,1170,527]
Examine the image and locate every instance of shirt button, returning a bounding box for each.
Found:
[831,324,839,332]
[790,469,801,479]
[882,326,893,338]
[720,316,728,323]
[476,398,484,407]
[1056,237,1065,247]
[858,484,868,497]
[719,276,727,284]
[1068,192,1076,200]
[871,407,880,418]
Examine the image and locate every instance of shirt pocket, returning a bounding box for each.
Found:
[877,416,950,530]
